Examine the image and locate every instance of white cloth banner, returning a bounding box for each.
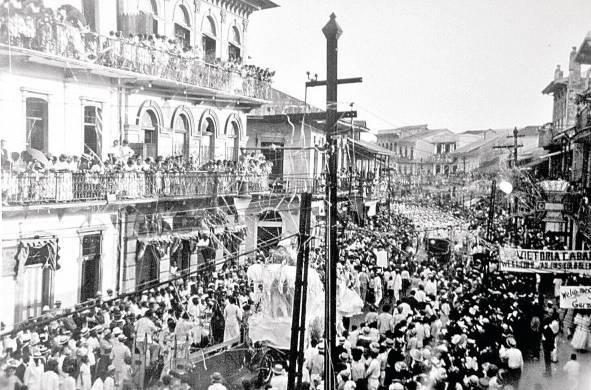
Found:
[498,247,591,274]
[559,286,591,309]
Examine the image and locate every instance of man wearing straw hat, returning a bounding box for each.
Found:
[269,363,287,390]
[208,372,227,390]
[500,336,523,389]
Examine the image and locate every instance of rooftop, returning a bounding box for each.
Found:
[396,129,457,144]
[376,124,428,135]
[542,78,568,94]
[249,88,323,116]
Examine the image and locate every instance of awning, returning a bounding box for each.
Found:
[347,138,397,157]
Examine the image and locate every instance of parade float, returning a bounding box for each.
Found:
[247,241,363,349]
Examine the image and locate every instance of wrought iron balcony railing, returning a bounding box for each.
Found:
[0,17,271,100]
[1,171,269,206]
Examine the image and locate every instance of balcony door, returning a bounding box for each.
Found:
[26,97,48,153]
[172,114,189,158]
[80,233,101,303]
[141,110,158,159]
[83,105,102,158]
[202,16,217,62]
[228,26,241,61]
[173,4,191,49]
[261,141,283,179]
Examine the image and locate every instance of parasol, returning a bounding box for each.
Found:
[26,147,49,166]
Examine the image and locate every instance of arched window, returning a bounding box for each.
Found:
[141,110,158,158]
[228,25,241,61]
[172,113,189,157]
[174,4,191,48]
[26,97,48,153]
[199,110,218,162]
[258,210,282,253]
[201,117,216,135]
[202,16,217,62]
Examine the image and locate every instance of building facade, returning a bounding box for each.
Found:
[0,0,277,327]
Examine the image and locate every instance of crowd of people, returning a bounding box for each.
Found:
[0,0,274,99]
[0,253,276,390]
[279,198,590,390]
[1,139,273,204]
[3,165,591,390]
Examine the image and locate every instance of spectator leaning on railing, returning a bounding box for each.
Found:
[1,143,273,205]
[0,0,274,99]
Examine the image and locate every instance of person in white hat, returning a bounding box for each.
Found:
[208,372,226,390]
[500,336,523,388]
[307,341,325,384]
[110,331,131,386]
[365,343,381,390]
[269,363,287,390]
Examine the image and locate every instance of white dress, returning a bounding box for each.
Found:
[571,314,590,350]
[223,303,242,342]
[24,363,43,390]
[337,276,364,318]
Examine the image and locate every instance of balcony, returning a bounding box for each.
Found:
[1,171,269,207]
[0,16,271,101]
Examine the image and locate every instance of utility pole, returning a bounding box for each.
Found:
[305,18,361,390]
[287,192,312,390]
[323,15,341,390]
[492,127,524,168]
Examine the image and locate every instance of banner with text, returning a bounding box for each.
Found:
[498,247,591,274]
[559,286,591,309]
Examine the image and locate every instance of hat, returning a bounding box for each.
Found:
[409,349,423,361]
[210,372,223,383]
[118,334,127,341]
[112,327,122,336]
[77,347,88,357]
[271,364,285,375]
[339,352,349,361]
[451,334,462,345]
[80,328,90,336]
[362,326,370,334]
[389,383,404,390]
[478,377,490,389]
[394,361,407,371]
[42,305,51,313]
[369,342,380,353]
[107,365,115,372]
[337,336,345,344]
[550,320,559,334]
[318,343,325,353]
[506,337,516,347]
[339,368,351,378]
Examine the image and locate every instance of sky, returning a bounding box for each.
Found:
[247,0,591,132]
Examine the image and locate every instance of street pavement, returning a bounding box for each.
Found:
[520,335,591,390]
